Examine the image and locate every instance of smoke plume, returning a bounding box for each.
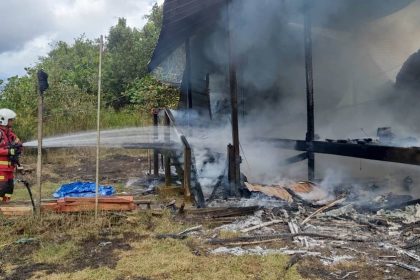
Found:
[162,0,420,198]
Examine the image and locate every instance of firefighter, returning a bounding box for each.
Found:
[0,109,22,202]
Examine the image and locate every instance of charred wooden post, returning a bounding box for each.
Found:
[227,144,235,197]
[148,149,152,175]
[153,110,159,177]
[304,1,315,181]
[181,136,192,200]
[164,113,171,186]
[164,156,171,186]
[227,0,241,196]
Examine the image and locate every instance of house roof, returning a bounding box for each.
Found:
[148,0,226,71]
[148,0,415,71]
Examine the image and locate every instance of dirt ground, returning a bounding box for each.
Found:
[0,149,418,279]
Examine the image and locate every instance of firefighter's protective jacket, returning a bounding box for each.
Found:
[0,126,19,181]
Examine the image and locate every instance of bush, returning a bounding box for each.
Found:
[124,75,179,112]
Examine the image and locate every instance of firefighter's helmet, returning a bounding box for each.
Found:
[0,109,16,126]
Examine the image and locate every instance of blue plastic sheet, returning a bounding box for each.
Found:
[53,182,115,198]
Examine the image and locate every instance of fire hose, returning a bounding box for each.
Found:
[15,179,36,213]
[9,144,36,212]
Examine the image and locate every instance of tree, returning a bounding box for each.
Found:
[103,4,163,108]
[40,36,99,94]
[102,18,142,108]
[0,72,40,140]
[139,3,163,69]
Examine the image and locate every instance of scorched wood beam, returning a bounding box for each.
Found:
[262,138,420,166]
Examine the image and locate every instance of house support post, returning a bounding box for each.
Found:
[153,110,159,177]
[227,0,241,196]
[304,1,315,181]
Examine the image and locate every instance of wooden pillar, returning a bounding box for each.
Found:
[95,35,104,219]
[36,69,49,215]
[181,136,192,200]
[304,1,315,181]
[164,114,171,186]
[153,110,159,177]
[148,149,152,175]
[227,144,235,197]
[227,0,241,196]
[36,92,43,215]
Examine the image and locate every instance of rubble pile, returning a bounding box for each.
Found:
[162,182,420,278]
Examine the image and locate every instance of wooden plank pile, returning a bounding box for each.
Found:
[42,196,137,212]
[0,196,138,216]
[0,206,33,216]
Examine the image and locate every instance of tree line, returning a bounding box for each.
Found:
[0,4,178,141]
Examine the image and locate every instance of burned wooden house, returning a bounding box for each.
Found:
[148,0,420,206]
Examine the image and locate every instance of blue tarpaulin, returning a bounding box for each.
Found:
[53,182,116,198]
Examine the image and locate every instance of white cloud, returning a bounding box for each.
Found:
[0,0,161,79]
[0,0,53,53]
[0,35,53,79]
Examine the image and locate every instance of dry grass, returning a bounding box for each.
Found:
[12,181,58,201]
[12,147,150,201]
[40,268,117,280]
[217,230,242,239]
[114,239,302,280]
[33,241,78,264]
[0,149,305,279]
[0,211,304,280]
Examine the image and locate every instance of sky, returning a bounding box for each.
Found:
[0,0,164,81]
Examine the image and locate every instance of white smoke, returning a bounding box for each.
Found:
[158,0,420,199]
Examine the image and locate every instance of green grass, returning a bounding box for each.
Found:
[43,108,150,138]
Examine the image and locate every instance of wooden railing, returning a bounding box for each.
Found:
[161,108,192,201]
[150,108,205,207]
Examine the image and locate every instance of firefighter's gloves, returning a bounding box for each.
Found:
[8,144,22,156]
[8,148,19,156]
